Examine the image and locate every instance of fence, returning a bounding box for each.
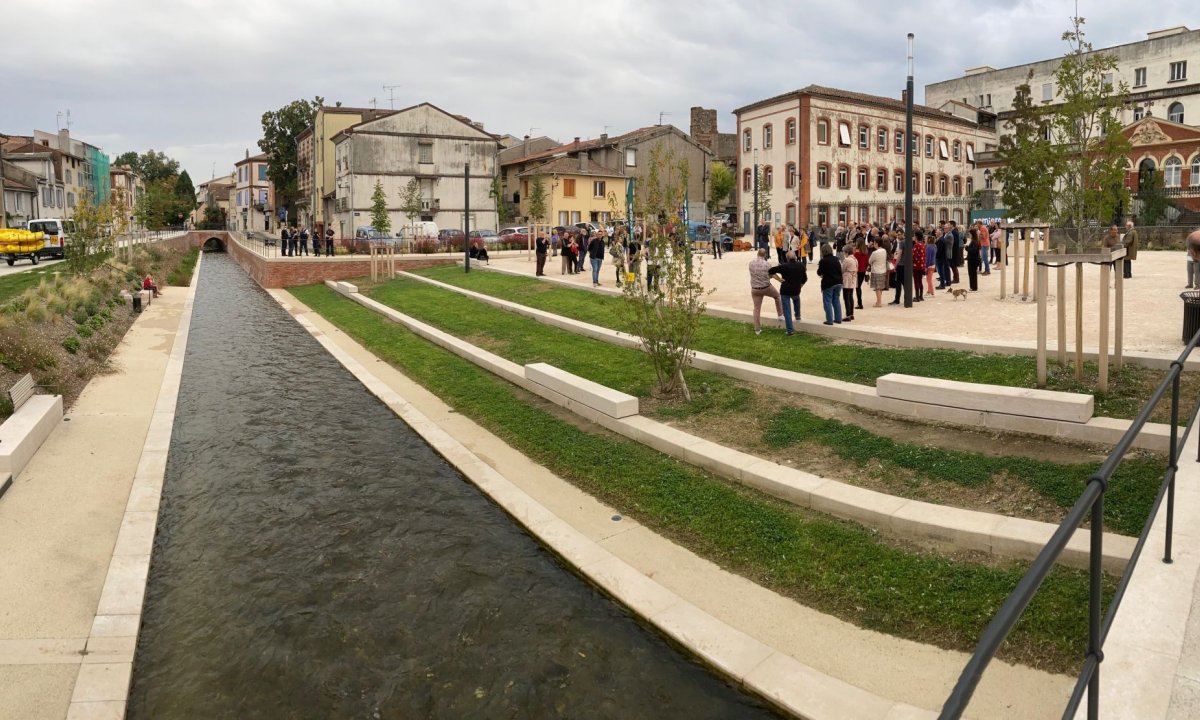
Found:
[939,328,1200,719]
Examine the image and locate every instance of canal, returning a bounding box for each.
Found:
[127,252,778,719]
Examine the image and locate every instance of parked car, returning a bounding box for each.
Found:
[686,221,711,241]
[438,228,466,249]
[574,221,607,236]
[399,221,439,239]
[354,226,395,242]
[469,229,499,244]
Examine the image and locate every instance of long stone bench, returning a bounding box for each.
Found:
[876,373,1094,423]
[525,363,639,419]
[0,394,63,478]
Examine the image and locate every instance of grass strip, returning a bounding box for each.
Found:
[0,265,62,306]
[367,276,1159,535]
[763,408,1161,537]
[410,265,1194,421]
[292,281,1112,673]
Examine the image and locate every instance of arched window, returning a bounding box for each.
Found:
[939,175,948,195]
[1192,155,1200,187]
[763,124,773,149]
[817,119,830,145]
[925,173,934,194]
[953,209,964,224]
[785,162,797,188]
[786,203,796,225]
[894,170,904,193]
[952,140,961,161]
[1165,157,1183,187]
[764,165,774,190]
[743,168,751,191]
[940,208,949,222]
[837,164,850,189]
[743,129,751,151]
[966,176,974,195]
[925,135,934,158]
[817,163,830,188]
[1169,102,1185,124]
[786,118,797,144]
[857,166,869,190]
[1138,158,1156,190]
[876,168,887,192]
[952,176,961,196]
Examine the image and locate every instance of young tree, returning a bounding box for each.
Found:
[754,167,772,220]
[708,162,734,216]
[370,180,391,234]
[399,178,423,236]
[67,191,114,273]
[1137,168,1169,226]
[995,72,1059,223]
[1051,16,1132,247]
[622,145,708,401]
[527,175,547,225]
[259,96,322,220]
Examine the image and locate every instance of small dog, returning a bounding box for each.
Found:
[951,288,968,300]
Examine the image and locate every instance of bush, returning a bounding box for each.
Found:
[87,315,105,331]
[73,307,89,325]
[62,336,81,354]
[77,324,93,338]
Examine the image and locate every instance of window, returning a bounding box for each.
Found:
[563,178,576,197]
[1040,123,1052,141]
[952,176,961,195]
[911,172,919,194]
[926,208,935,226]
[838,122,851,147]
[940,208,949,222]
[571,211,581,224]
[858,125,869,149]
[925,135,933,158]
[952,140,961,162]
[1134,67,1147,87]
[1042,82,1054,101]
[939,175,948,195]
[786,118,797,144]
[42,187,51,206]
[626,148,637,166]
[877,206,888,225]
[858,206,869,223]
[895,130,904,153]
[559,211,570,226]
[817,205,829,226]
[1134,106,1145,121]
[67,192,76,208]
[65,169,72,184]
[925,173,933,194]
[837,205,848,224]
[894,170,903,193]
[837,164,850,189]
[876,169,887,192]
[817,163,830,188]
[966,177,974,195]
[764,166,773,190]
[418,142,433,164]
[1169,102,1185,124]
[939,139,949,160]
[911,132,918,155]
[786,204,796,225]
[743,129,751,151]
[258,189,269,205]
[763,124,773,148]
[1193,155,1200,187]
[743,169,752,191]
[56,188,63,207]
[817,120,830,145]
[1170,61,1188,82]
[593,180,606,197]
[878,127,888,151]
[953,209,964,224]
[966,144,975,163]
[258,165,268,181]
[785,162,796,188]
[1165,157,1183,187]
[1102,72,1113,88]
[857,166,868,191]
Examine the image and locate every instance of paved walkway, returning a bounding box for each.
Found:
[486,248,1192,355]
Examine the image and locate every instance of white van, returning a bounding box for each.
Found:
[398,221,438,240]
[25,218,74,259]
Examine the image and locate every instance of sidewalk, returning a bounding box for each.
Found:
[0,285,189,720]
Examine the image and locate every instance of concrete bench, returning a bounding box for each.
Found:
[876,373,1094,423]
[525,363,638,419]
[0,374,63,478]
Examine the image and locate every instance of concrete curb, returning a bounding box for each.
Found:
[331,281,1134,571]
[398,270,1170,453]
[65,251,203,720]
[281,287,939,720]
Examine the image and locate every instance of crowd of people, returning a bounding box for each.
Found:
[277,226,335,257]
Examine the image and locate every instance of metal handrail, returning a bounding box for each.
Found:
[940,327,1200,719]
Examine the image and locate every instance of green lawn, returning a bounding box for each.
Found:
[409,265,1192,421]
[292,281,1112,673]
[0,265,63,306]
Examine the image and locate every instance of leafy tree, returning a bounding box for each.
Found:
[1051,16,1132,247]
[527,175,547,224]
[202,206,227,230]
[754,167,772,221]
[622,145,707,401]
[67,191,114,273]
[112,151,139,170]
[259,96,322,220]
[369,180,391,234]
[399,178,423,233]
[114,150,179,184]
[708,161,734,215]
[995,73,1058,222]
[1137,168,1169,226]
[173,170,197,215]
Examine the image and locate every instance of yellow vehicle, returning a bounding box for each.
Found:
[0,230,47,266]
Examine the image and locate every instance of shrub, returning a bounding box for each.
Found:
[73,307,89,325]
[23,304,50,324]
[77,324,93,338]
[62,336,81,354]
[85,301,99,318]
[87,315,105,331]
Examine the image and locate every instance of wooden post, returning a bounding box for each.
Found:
[999,231,1007,300]
[1099,261,1110,393]
[1022,229,1032,300]
[1057,248,1067,367]
[1115,264,1124,370]
[1013,230,1021,297]
[1075,263,1084,380]
[1037,262,1048,386]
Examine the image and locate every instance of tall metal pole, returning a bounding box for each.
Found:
[752,149,759,243]
[902,33,915,308]
[464,158,471,273]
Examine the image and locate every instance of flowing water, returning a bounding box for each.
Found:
[127,253,779,719]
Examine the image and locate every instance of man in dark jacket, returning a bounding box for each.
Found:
[950,220,963,284]
[755,220,770,252]
[535,235,548,276]
[770,252,808,335]
[587,231,607,286]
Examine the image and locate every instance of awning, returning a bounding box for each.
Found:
[939,139,949,159]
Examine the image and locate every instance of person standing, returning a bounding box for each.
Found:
[749,249,783,335]
[299,226,310,256]
[868,238,889,307]
[1188,229,1200,289]
[817,244,844,325]
[990,223,1003,266]
[325,227,335,256]
[588,230,606,287]
[911,230,926,302]
[840,245,857,321]
[936,223,954,289]
[773,225,787,264]
[312,226,323,256]
[889,236,909,306]
[950,220,963,285]
[535,234,549,276]
[769,251,807,335]
[852,239,869,309]
[978,221,991,275]
[966,226,982,291]
[924,230,937,297]
[608,233,626,286]
[1123,220,1138,279]
[710,224,723,259]
[562,235,576,275]
[280,226,291,256]
[627,235,643,288]
[755,219,770,252]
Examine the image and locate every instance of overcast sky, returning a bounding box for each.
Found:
[0,0,1192,184]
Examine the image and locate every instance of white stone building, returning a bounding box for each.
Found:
[926,26,1200,135]
[733,85,996,232]
[331,103,500,238]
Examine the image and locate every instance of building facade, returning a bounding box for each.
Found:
[233,151,275,232]
[32,129,109,204]
[109,165,145,229]
[331,103,500,237]
[733,85,996,232]
[297,106,394,237]
[926,26,1200,136]
[690,106,738,215]
[512,156,627,227]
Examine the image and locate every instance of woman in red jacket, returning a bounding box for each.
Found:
[852,239,869,310]
[911,230,926,302]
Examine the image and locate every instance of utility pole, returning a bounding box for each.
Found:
[464,155,471,273]
[902,33,915,308]
[383,85,402,110]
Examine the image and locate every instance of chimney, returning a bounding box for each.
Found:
[523,134,530,157]
[580,151,588,172]
[58,129,70,153]
[574,136,580,145]
[600,133,608,143]
[245,148,250,159]
[901,89,908,103]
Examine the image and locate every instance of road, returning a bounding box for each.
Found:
[0,257,64,278]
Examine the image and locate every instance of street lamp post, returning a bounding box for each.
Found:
[463,155,470,273]
[902,32,915,308]
[752,149,759,246]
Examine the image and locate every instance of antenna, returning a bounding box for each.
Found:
[527,127,539,137]
[657,111,672,126]
[368,97,377,110]
[383,84,402,109]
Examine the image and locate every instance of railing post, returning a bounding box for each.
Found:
[1166,369,1181,563]
[1088,489,1104,720]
